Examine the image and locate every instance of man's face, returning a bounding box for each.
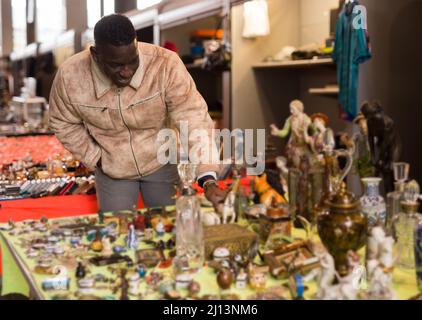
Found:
[91,40,140,88]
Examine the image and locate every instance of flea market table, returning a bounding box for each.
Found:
[0,206,419,300]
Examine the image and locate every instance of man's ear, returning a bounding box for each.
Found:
[90,46,99,62]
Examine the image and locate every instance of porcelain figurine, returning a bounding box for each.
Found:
[270,100,313,169]
[275,156,289,196]
[309,113,331,166]
[366,231,396,300]
[315,251,362,300]
[102,237,113,256]
[126,225,138,250]
[220,191,236,224]
[248,264,269,291]
[144,227,154,242]
[201,210,221,226]
[156,219,165,237]
[360,177,387,229]
[254,174,286,207]
[361,101,402,193]
[351,113,375,178]
[236,268,248,289]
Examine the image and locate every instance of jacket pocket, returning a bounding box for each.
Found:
[77,104,115,130]
[127,92,166,129]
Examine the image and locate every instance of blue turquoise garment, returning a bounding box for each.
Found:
[333,2,371,120]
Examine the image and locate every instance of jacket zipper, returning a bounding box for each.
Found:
[117,89,143,177]
[127,92,161,108]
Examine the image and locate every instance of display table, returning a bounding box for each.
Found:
[0,207,419,300]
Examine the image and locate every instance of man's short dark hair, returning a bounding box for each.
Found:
[94,14,136,47]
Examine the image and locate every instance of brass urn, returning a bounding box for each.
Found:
[317,182,367,276]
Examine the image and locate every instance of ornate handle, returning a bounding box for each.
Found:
[334,148,353,187]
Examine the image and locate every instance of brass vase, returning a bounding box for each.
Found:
[317,182,368,276]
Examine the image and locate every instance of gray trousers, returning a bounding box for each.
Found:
[95,164,180,212]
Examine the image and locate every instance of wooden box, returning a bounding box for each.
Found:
[204,224,258,260]
[263,242,320,279]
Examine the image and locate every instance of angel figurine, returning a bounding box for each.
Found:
[270,100,313,169]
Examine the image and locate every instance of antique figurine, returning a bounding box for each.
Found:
[361,101,402,193]
[270,100,313,169]
[102,237,113,256]
[126,224,138,250]
[352,113,375,178]
[248,264,269,291]
[308,113,331,166]
[156,219,165,237]
[253,174,286,207]
[236,268,248,289]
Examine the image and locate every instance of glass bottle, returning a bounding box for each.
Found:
[414,215,422,291]
[394,180,421,269]
[175,164,204,274]
[386,162,410,234]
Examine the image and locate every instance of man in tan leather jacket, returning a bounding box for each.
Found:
[49,14,226,212]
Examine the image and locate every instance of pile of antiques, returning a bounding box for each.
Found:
[0,136,93,200]
[1,99,421,300]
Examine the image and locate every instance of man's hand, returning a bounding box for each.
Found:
[204,183,228,211]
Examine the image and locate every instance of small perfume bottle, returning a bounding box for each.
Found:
[386,162,410,234]
[394,180,422,269]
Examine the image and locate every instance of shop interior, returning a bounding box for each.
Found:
[0,0,422,301]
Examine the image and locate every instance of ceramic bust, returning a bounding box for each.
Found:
[270,100,313,169]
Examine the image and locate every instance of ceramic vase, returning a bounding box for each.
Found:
[360,178,386,229]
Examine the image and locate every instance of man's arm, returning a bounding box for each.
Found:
[164,51,227,206]
[164,51,221,178]
[49,68,102,171]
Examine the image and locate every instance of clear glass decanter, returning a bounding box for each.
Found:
[394,180,421,269]
[386,162,410,233]
[175,164,204,274]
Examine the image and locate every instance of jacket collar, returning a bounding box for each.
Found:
[90,45,144,99]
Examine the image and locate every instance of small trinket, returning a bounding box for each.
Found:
[144,228,154,241]
[126,224,138,250]
[213,247,230,262]
[113,246,127,254]
[128,273,140,295]
[236,268,248,289]
[91,231,103,252]
[158,280,175,295]
[188,281,201,298]
[102,237,113,256]
[248,264,269,291]
[175,274,193,290]
[165,290,181,300]
[217,268,233,290]
[76,262,86,279]
[136,264,147,278]
[155,219,165,237]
